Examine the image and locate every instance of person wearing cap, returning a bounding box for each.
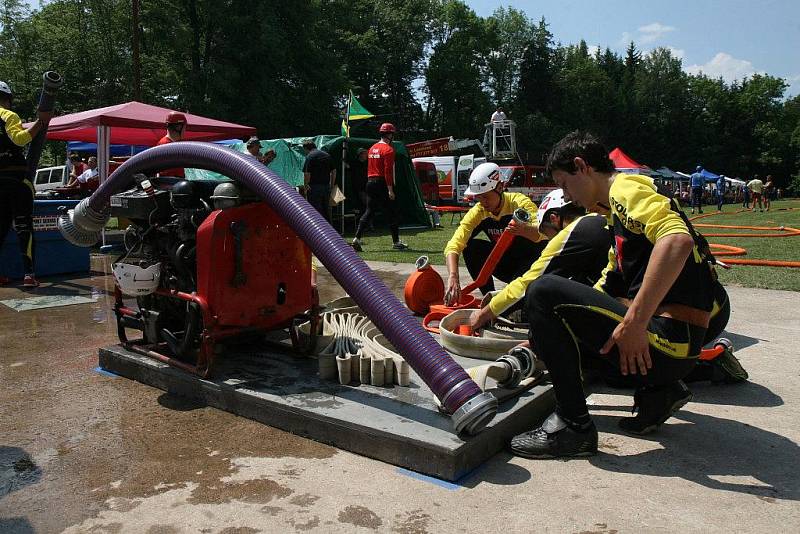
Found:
[302,138,336,221]
[467,189,611,329]
[246,136,262,159]
[157,111,187,177]
[66,156,99,188]
[443,162,546,306]
[0,80,52,287]
[352,123,407,251]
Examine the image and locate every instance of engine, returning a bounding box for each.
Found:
[110,176,313,377]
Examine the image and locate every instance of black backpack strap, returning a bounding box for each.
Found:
[669,198,720,271]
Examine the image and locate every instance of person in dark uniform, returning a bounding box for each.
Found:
[467,188,611,327]
[302,138,336,222]
[510,131,719,459]
[0,80,52,287]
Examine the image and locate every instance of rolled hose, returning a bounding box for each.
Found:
[26,71,63,181]
[62,141,496,434]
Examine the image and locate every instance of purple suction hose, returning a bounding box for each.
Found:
[84,142,496,433]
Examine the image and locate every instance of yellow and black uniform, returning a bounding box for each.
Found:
[444,192,546,294]
[488,214,610,316]
[0,105,36,275]
[525,174,715,423]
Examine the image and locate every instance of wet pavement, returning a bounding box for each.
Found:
[2,257,799,533]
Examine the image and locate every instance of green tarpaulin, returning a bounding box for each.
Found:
[185,135,429,227]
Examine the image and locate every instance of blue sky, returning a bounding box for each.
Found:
[466,0,800,96]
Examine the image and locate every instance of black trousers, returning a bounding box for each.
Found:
[525,275,705,421]
[0,177,36,274]
[463,237,546,294]
[355,179,399,242]
[691,187,704,209]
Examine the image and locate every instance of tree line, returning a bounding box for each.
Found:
[2,0,799,190]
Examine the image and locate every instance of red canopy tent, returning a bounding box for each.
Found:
[608,147,646,170]
[43,101,255,145]
[37,101,256,184]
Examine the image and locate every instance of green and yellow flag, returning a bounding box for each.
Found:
[341,91,374,137]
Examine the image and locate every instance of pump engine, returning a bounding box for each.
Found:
[110,175,314,377]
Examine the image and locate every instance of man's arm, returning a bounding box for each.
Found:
[444,252,461,306]
[600,232,694,375]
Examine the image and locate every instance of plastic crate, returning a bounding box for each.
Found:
[0,200,91,279]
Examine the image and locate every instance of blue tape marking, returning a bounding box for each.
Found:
[94,366,119,378]
[395,467,461,490]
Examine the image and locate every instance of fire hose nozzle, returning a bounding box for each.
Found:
[38,71,63,111]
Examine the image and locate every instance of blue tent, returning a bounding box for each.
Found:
[700,169,720,182]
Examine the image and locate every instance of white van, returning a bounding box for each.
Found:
[33,165,68,195]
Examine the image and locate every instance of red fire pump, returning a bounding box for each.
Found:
[111,176,317,377]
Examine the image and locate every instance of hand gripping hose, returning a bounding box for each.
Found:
[58,142,497,434]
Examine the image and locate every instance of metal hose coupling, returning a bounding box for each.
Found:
[512,208,531,225]
[450,390,498,435]
[57,198,110,247]
[495,346,535,389]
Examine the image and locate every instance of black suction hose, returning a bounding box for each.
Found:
[26,71,63,181]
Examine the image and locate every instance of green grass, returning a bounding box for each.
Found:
[346,199,800,292]
[685,199,800,291]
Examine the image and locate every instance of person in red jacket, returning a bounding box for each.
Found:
[351,123,408,251]
[156,111,187,178]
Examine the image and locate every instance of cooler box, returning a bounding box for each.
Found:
[0,200,91,279]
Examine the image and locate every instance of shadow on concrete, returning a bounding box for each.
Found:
[0,446,42,500]
[719,331,761,351]
[459,451,532,488]
[589,411,800,501]
[0,518,35,534]
[588,379,784,408]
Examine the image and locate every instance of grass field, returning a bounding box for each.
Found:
[346,199,800,292]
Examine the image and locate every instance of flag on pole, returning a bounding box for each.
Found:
[341,91,374,137]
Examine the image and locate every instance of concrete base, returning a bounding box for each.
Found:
[99,343,554,481]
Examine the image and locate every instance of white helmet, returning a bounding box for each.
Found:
[0,81,12,96]
[536,189,570,227]
[113,262,162,296]
[464,162,501,196]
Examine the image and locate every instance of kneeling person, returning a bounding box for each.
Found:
[512,131,718,459]
[444,163,546,305]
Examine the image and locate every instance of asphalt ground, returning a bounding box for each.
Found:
[1,258,798,533]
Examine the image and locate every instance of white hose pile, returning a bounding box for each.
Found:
[302,303,411,386]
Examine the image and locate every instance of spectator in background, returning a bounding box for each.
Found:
[747,174,764,212]
[262,148,276,166]
[245,136,262,160]
[348,148,369,220]
[302,138,336,221]
[491,106,507,123]
[690,166,705,214]
[742,181,750,208]
[763,175,774,211]
[157,111,187,177]
[716,174,727,212]
[67,152,86,182]
[66,156,98,188]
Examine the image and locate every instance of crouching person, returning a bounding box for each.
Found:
[511,131,717,459]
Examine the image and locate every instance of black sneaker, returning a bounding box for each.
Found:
[392,241,408,250]
[350,239,363,252]
[618,380,692,435]
[510,413,598,459]
[711,349,748,383]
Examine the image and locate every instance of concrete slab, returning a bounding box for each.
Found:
[99,342,554,481]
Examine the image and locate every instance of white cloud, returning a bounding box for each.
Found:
[666,46,685,59]
[685,52,765,82]
[587,44,601,57]
[637,22,676,44]
[786,74,800,97]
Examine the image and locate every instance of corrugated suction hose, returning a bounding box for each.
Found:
[62,141,496,434]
